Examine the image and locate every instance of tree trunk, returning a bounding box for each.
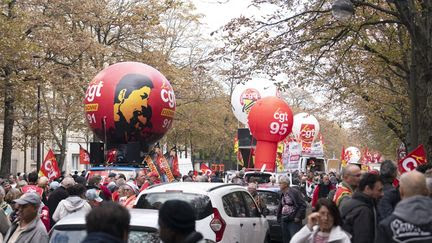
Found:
[57,128,68,172]
[0,74,15,177]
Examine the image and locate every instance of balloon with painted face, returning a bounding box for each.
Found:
[84,62,176,148]
[231,79,279,125]
[248,97,293,172]
[292,113,320,153]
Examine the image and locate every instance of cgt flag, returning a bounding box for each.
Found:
[398,144,427,174]
[39,149,61,181]
[200,163,212,176]
[79,145,90,165]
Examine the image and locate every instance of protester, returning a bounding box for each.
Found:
[231,170,246,185]
[48,181,60,192]
[87,175,112,201]
[37,176,49,205]
[333,164,361,207]
[47,176,74,225]
[52,184,91,222]
[340,173,383,243]
[159,200,204,243]
[0,186,13,216]
[290,198,351,243]
[120,181,139,208]
[86,189,104,208]
[82,202,130,243]
[21,172,43,197]
[135,170,147,189]
[277,176,307,243]
[377,170,432,242]
[3,192,49,243]
[311,175,335,209]
[112,178,126,202]
[247,183,267,213]
[377,160,401,221]
[210,171,223,183]
[140,171,161,191]
[4,188,22,205]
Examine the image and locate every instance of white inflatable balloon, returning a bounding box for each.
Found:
[231,79,278,125]
[345,146,361,164]
[292,113,320,151]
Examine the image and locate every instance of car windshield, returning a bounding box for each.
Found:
[135,192,213,220]
[245,173,272,184]
[50,229,159,243]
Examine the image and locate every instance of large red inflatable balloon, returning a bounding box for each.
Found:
[84,62,176,148]
[248,97,293,171]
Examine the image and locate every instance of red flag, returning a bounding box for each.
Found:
[79,145,90,165]
[398,144,428,174]
[106,149,117,163]
[39,149,61,181]
[172,152,179,175]
[200,163,212,175]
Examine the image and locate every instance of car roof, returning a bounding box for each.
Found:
[53,209,159,229]
[140,182,246,195]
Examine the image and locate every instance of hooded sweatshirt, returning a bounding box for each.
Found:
[377,195,432,243]
[52,196,91,222]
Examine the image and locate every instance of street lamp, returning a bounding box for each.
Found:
[332,0,355,21]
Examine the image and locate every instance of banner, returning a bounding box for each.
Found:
[276,142,284,172]
[234,136,244,166]
[157,153,174,182]
[398,144,427,174]
[200,163,212,175]
[172,152,179,176]
[79,145,90,165]
[144,155,160,178]
[39,149,61,181]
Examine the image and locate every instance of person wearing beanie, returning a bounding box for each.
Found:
[159,200,203,243]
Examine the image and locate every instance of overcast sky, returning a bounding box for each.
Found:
[192,0,255,34]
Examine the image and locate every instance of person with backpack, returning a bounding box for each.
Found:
[277,176,307,243]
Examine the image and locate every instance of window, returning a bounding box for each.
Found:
[71,154,79,171]
[222,192,247,218]
[135,192,212,220]
[241,192,260,217]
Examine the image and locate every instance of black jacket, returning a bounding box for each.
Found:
[47,186,68,225]
[377,183,400,221]
[377,195,432,243]
[340,191,377,243]
[277,187,306,221]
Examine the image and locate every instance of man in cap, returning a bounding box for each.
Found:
[3,192,49,243]
[140,171,161,191]
[86,189,103,208]
[159,200,203,243]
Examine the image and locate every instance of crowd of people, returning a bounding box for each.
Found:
[0,161,432,243]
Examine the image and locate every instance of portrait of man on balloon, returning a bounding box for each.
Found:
[113,73,154,142]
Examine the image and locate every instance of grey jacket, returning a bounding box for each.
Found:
[3,217,48,243]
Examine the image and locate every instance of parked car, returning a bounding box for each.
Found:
[135,182,270,243]
[49,209,160,243]
[257,188,282,242]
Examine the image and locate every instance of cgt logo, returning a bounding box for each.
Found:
[300,124,315,141]
[273,110,290,123]
[85,80,104,102]
[161,89,176,108]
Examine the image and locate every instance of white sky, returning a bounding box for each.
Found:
[192,0,255,34]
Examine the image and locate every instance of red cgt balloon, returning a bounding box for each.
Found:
[84,62,176,148]
[248,97,293,172]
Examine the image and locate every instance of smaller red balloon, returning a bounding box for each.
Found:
[248,97,293,171]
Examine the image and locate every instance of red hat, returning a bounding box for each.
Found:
[147,171,159,178]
